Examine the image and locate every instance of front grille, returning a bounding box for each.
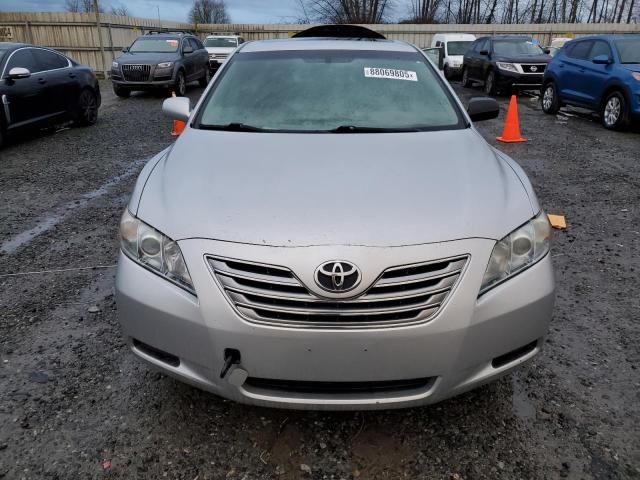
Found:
[521,64,546,74]
[207,255,468,329]
[210,53,228,60]
[244,376,436,395]
[121,64,151,82]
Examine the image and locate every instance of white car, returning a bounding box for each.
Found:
[204,35,245,71]
[431,33,476,79]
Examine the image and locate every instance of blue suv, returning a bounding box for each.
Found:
[541,35,640,130]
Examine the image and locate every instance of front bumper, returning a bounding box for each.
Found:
[496,70,545,90]
[115,238,555,410]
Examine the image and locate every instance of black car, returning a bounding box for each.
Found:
[0,42,100,148]
[111,31,209,98]
[462,36,552,95]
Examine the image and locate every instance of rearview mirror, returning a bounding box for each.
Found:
[183,45,194,54]
[162,96,190,122]
[467,97,499,122]
[592,54,612,65]
[6,67,31,80]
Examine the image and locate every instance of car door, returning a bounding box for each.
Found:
[191,38,208,78]
[30,48,76,118]
[181,38,196,81]
[1,47,48,128]
[557,40,593,105]
[472,39,490,80]
[576,40,614,107]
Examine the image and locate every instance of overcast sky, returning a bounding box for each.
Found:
[0,0,302,23]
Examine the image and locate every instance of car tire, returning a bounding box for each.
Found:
[484,70,496,96]
[113,84,130,98]
[541,82,560,114]
[461,67,471,88]
[74,89,99,126]
[174,70,186,97]
[601,91,630,131]
[199,68,210,87]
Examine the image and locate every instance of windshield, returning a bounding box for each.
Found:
[129,38,179,53]
[197,50,464,132]
[493,40,545,57]
[205,37,237,48]
[447,41,472,56]
[614,38,640,64]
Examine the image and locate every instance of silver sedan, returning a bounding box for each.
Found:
[115,32,555,410]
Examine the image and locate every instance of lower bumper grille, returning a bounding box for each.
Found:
[207,254,468,329]
[121,64,151,82]
[244,376,436,395]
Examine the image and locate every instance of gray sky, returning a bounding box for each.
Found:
[0,0,302,23]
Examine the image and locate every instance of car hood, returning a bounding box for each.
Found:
[205,47,235,54]
[493,54,551,63]
[136,128,536,247]
[116,52,179,64]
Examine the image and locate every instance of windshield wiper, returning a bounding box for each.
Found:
[199,122,267,132]
[330,125,422,133]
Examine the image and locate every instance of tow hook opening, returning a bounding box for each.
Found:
[220,348,248,386]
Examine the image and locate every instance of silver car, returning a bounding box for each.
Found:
[116,32,555,410]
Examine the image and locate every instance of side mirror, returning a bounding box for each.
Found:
[183,45,194,55]
[122,46,129,53]
[162,96,190,122]
[543,48,551,54]
[467,97,499,122]
[6,67,31,80]
[592,54,611,65]
[479,50,489,56]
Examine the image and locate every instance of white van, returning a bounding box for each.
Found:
[430,33,476,79]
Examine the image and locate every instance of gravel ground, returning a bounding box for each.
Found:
[0,79,638,480]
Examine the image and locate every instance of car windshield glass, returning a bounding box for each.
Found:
[493,40,544,56]
[197,50,464,132]
[447,41,472,56]
[129,38,179,53]
[614,38,640,63]
[205,38,237,48]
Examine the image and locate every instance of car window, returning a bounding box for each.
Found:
[447,41,472,56]
[6,48,41,73]
[614,38,640,64]
[130,38,179,53]
[589,41,611,60]
[477,39,489,52]
[188,38,200,50]
[493,40,544,56]
[566,41,593,60]
[193,38,205,50]
[32,49,68,71]
[198,50,464,132]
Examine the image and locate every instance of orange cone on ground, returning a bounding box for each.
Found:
[496,95,527,143]
[170,91,186,137]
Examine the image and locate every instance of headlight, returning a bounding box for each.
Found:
[157,62,173,68]
[496,62,519,73]
[119,210,195,295]
[480,211,551,294]
[632,72,640,81]
[112,61,119,68]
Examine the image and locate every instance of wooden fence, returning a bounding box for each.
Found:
[1,11,638,75]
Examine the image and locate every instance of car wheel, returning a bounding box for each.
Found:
[74,89,99,126]
[461,67,471,88]
[601,91,630,131]
[541,82,560,114]
[443,64,451,80]
[113,84,130,98]
[198,68,210,87]
[175,70,186,97]
[484,70,496,95]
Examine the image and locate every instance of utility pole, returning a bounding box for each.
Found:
[93,0,107,77]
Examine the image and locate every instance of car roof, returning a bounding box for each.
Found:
[240,37,417,53]
[0,42,30,50]
[566,34,640,42]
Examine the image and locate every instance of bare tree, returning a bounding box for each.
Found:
[410,0,442,21]
[64,0,103,13]
[109,4,131,16]
[299,0,393,23]
[189,0,231,24]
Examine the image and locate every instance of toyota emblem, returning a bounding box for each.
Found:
[315,261,361,293]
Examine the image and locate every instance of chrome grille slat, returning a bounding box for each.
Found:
[121,64,151,82]
[207,255,468,329]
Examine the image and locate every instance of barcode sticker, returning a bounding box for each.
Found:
[364,67,418,81]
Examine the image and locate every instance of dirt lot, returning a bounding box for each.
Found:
[0,79,639,480]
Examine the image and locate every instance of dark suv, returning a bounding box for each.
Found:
[111,31,209,98]
[462,36,552,95]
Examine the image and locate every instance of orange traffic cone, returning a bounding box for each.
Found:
[170,91,185,136]
[496,95,527,143]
